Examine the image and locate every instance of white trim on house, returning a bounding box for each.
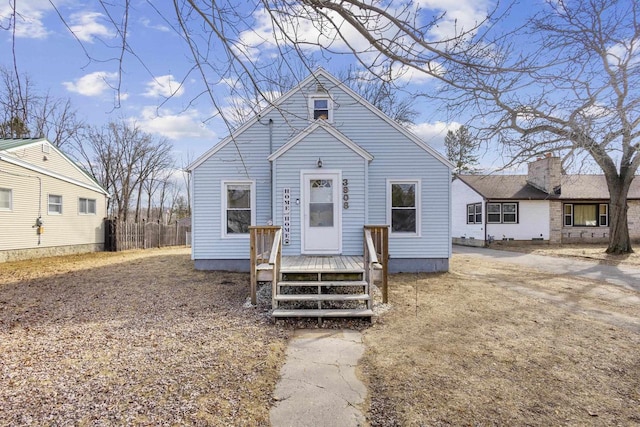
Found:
[386,178,422,238]
[268,121,374,162]
[220,179,256,239]
[0,153,108,195]
[188,68,450,171]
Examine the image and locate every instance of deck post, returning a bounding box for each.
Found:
[249,228,257,306]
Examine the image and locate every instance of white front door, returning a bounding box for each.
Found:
[301,170,341,254]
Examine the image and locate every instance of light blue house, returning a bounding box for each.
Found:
[188,69,451,318]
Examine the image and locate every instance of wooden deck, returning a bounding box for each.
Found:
[280,255,365,273]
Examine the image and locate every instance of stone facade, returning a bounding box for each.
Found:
[549,201,563,244]
[0,243,104,263]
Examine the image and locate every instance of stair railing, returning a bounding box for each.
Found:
[249,226,282,305]
[364,225,389,303]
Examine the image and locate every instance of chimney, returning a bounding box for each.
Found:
[527,155,561,195]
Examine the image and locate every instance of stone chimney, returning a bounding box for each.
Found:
[527,154,562,195]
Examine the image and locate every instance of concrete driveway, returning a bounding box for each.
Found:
[453,245,640,292]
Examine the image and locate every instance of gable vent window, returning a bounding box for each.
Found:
[310,97,333,122]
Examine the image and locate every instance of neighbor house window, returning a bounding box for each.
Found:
[467,203,482,224]
[48,194,62,214]
[0,188,12,211]
[309,97,333,121]
[388,180,420,235]
[222,181,255,236]
[486,202,518,224]
[564,203,608,227]
[79,197,97,215]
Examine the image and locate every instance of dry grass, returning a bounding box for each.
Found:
[361,254,640,426]
[0,247,288,426]
[2,246,639,426]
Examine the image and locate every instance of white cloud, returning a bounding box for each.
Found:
[139,17,170,32]
[0,0,53,39]
[63,71,118,96]
[410,120,462,154]
[143,75,185,98]
[416,0,492,41]
[135,106,217,140]
[69,11,114,43]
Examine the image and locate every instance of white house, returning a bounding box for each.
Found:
[452,155,640,246]
[0,138,109,262]
[189,68,452,273]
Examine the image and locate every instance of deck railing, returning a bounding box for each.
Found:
[249,226,282,305]
[364,225,389,303]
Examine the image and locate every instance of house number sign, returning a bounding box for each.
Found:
[282,188,291,245]
[342,179,349,209]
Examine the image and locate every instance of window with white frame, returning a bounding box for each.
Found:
[79,197,97,215]
[222,181,255,236]
[563,203,608,227]
[467,203,482,224]
[0,188,12,211]
[309,97,333,121]
[48,194,62,214]
[486,202,518,224]
[388,180,420,235]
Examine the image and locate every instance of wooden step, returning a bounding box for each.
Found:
[274,294,370,302]
[272,308,374,318]
[277,280,367,287]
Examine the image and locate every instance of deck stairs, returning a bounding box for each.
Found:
[270,256,374,320]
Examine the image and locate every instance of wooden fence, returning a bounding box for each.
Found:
[104,219,191,251]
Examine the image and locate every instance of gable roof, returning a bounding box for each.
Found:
[0,138,109,196]
[189,68,452,170]
[457,174,640,200]
[268,121,373,161]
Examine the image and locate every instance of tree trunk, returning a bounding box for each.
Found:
[606,177,633,254]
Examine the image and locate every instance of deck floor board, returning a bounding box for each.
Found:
[281,255,364,273]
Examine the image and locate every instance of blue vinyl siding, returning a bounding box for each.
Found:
[191,71,451,262]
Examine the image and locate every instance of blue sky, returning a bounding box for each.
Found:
[1,0,520,170]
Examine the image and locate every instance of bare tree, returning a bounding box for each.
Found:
[75,120,174,222]
[0,67,84,147]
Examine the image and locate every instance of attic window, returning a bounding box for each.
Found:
[310,97,333,122]
[42,143,50,154]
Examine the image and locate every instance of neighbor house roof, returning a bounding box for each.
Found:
[0,138,47,151]
[457,174,640,200]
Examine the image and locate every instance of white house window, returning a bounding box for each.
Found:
[0,188,12,211]
[487,202,518,224]
[388,180,420,235]
[222,181,255,236]
[310,97,333,121]
[79,197,97,215]
[48,194,63,215]
[467,203,482,224]
[564,203,608,227]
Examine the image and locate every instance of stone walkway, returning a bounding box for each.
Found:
[270,329,368,427]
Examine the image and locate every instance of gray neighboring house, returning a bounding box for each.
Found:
[0,138,109,262]
[188,68,453,273]
[452,155,640,246]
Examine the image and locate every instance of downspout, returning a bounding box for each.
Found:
[269,119,274,223]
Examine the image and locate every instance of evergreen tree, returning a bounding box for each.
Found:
[445,126,479,175]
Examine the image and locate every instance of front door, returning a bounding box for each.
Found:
[301,170,341,254]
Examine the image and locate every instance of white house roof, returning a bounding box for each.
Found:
[188,68,452,170]
[267,121,373,162]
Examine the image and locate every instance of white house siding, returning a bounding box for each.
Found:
[486,200,550,241]
[272,128,367,256]
[0,161,107,262]
[451,178,485,245]
[6,141,99,187]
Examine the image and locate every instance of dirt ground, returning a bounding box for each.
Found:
[1,245,639,426]
[361,245,640,426]
[0,248,288,426]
